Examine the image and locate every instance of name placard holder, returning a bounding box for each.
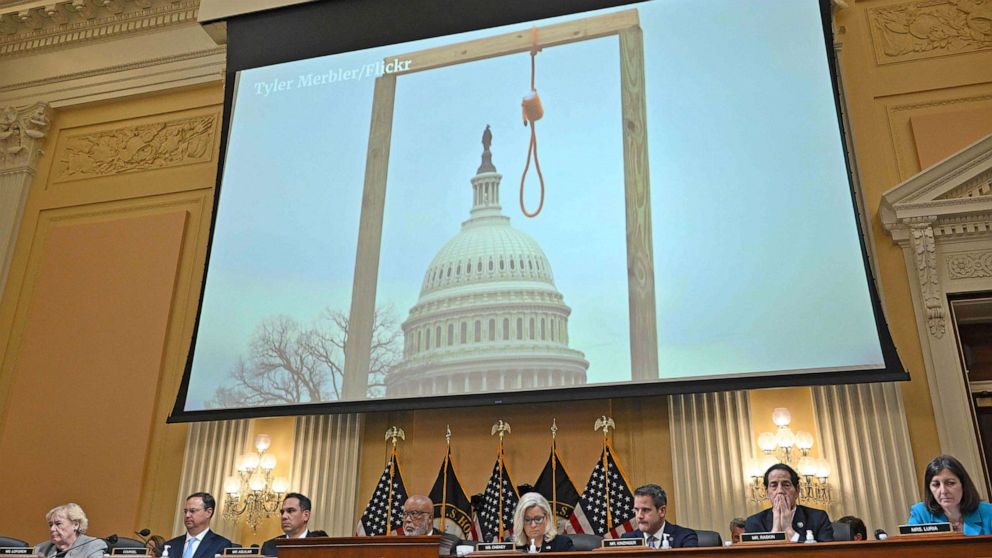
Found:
[111,549,149,556]
[898,523,952,535]
[0,548,32,556]
[474,542,514,552]
[601,538,645,549]
[224,549,260,556]
[741,532,787,543]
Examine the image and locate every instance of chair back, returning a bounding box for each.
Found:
[0,537,29,548]
[831,522,852,541]
[564,533,603,551]
[695,530,723,547]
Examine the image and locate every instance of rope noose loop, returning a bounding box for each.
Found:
[520,26,544,218]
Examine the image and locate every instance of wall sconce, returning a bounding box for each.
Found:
[222,434,289,532]
[748,408,832,506]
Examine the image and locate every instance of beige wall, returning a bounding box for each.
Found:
[1,0,991,543]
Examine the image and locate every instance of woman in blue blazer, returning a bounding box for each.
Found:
[907,455,992,535]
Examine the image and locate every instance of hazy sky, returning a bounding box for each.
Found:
[187,0,884,410]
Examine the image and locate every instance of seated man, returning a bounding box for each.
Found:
[621,484,698,548]
[164,493,232,558]
[261,493,328,556]
[744,464,833,542]
[729,517,746,544]
[837,515,867,541]
[400,495,461,555]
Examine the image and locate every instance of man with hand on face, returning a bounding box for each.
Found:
[260,493,328,556]
[164,493,232,558]
[621,484,698,548]
[744,464,834,542]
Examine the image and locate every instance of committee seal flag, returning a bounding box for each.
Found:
[429,445,477,540]
[533,428,579,532]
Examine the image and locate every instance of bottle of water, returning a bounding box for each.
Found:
[804,530,816,544]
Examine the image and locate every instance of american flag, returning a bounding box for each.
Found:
[472,456,519,542]
[563,443,635,538]
[355,447,408,536]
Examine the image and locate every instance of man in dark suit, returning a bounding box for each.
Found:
[744,463,833,542]
[260,493,328,556]
[621,484,698,548]
[164,493,232,558]
[400,495,462,555]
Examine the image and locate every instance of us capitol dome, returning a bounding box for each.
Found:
[386,126,589,397]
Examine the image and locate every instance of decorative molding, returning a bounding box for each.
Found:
[947,250,992,279]
[52,113,216,181]
[909,220,946,337]
[0,101,51,171]
[0,0,199,57]
[867,0,992,64]
[937,169,992,200]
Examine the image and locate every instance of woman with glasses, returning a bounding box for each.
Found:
[512,492,574,552]
[34,503,107,558]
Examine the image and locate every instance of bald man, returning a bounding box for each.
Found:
[401,495,438,536]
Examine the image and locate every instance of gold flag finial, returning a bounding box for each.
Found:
[594,416,615,438]
[551,418,559,439]
[445,424,452,446]
[491,419,511,441]
[385,426,406,447]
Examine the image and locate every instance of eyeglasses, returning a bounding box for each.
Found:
[182,508,205,515]
[400,511,432,520]
[523,516,547,525]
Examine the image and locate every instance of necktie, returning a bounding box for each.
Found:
[183,539,195,558]
[647,536,658,549]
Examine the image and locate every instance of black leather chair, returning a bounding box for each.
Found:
[695,530,723,547]
[0,537,29,548]
[564,533,602,551]
[831,522,852,542]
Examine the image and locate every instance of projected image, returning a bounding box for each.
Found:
[183,0,890,413]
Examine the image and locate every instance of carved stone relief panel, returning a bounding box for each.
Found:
[868,0,992,64]
[947,250,992,279]
[52,113,217,182]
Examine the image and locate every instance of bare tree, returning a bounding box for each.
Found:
[208,305,402,408]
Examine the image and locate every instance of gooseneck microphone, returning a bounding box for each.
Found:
[874,529,888,540]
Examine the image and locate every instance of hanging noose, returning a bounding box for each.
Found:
[520,26,545,218]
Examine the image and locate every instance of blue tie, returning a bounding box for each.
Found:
[647,536,657,549]
[183,539,195,558]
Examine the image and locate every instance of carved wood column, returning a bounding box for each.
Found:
[0,102,51,298]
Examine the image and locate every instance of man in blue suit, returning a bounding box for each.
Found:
[621,484,698,548]
[164,493,232,558]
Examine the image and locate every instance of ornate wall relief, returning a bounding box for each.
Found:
[947,250,992,278]
[909,219,946,337]
[0,103,52,171]
[53,114,216,181]
[868,0,992,64]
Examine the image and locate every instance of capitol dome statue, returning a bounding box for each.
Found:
[386,126,588,397]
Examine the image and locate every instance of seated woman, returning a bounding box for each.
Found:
[908,455,992,535]
[145,535,166,557]
[34,503,107,558]
[512,492,574,552]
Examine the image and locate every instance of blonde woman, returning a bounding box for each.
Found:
[512,493,574,552]
[34,504,107,558]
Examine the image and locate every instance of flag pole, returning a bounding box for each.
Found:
[594,416,615,530]
[491,419,511,541]
[384,426,405,536]
[441,424,451,531]
[551,418,558,520]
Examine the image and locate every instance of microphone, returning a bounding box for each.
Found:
[874,529,888,540]
[136,530,151,540]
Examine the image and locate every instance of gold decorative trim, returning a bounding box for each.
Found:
[909,220,946,338]
[53,113,216,181]
[0,102,51,171]
[947,250,992,279]
[867,0,992,64]
[0,0,198,58]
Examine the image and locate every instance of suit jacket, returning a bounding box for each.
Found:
[260,530,327,556]
[744,504,833,542]
[622,523,699,548]
[515,534,574,553]
[35,534,107,558]
[908,501,992,536]
[164,530,232,558]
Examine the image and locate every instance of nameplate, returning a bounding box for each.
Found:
[601,538,644,548]
[741,532,787,543]
[224,549,260,556]
[111,549,148,555]
[0,548,32,555]
[898,523,952,535]
[475,542,514,552]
